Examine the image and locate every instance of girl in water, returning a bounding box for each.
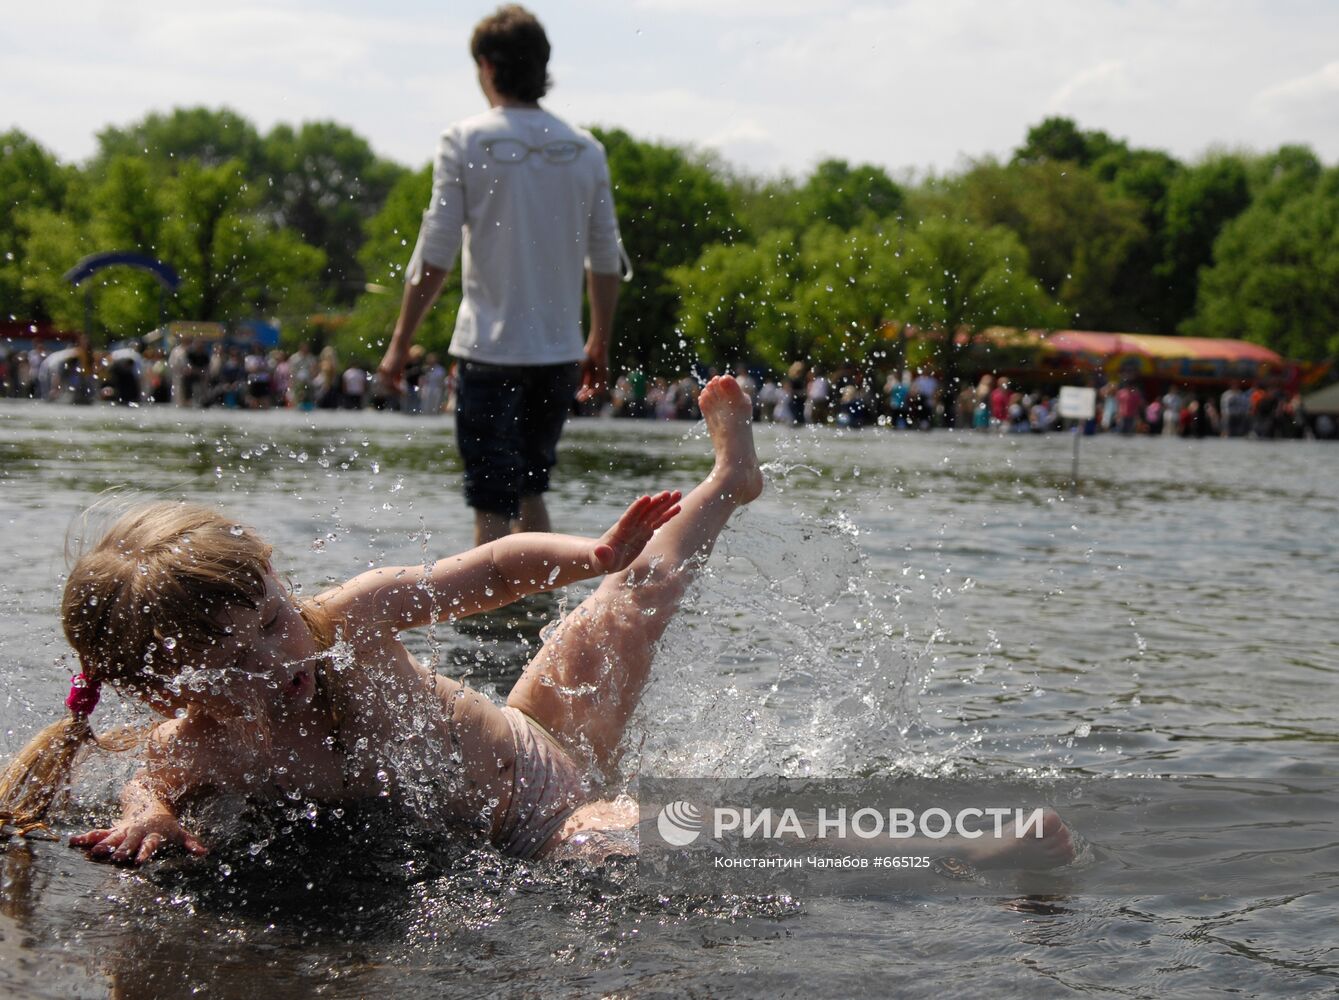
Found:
[0,375,764,864]
[3,374,1073,870]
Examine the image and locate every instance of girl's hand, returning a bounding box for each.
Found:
[70,815,208,866]
[592,491,682,573]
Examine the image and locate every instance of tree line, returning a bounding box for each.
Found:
[3,109,1336,374]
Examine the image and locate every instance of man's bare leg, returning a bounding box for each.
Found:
[507,375,762,773]
[474,509,511,546]
[475,496,551,545]
[515,494,551,534]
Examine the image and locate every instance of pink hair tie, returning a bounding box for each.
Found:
[65,673,101,718]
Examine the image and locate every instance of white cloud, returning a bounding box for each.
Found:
[1046,60,1132,113]
[1242,59,1339,149]
[4,0,1339,174]
[1252,60,1339,111]
[629,0,818,15]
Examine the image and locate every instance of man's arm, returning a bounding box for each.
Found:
[579,270,620,402]
[377,263,451,389]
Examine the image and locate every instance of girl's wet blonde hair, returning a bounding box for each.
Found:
[0,501,334,836]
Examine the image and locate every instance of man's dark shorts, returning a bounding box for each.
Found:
[454,359,582,519]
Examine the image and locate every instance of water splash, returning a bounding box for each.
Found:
[634,494,935,782]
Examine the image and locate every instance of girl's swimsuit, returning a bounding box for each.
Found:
[493,707,590,858]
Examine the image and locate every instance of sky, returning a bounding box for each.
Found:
[5,0,1339,179]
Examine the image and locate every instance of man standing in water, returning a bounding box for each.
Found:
[378,5,626,544]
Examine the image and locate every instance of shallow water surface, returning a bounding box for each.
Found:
[1,401,1336,997]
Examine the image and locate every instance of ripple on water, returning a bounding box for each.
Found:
[1,403,1336,995]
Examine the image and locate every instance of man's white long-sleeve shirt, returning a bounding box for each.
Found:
[407,106,624,366]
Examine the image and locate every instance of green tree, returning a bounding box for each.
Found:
[83,157,173,334]
[93,107,265,177]
[0,130,77,323]
[671,230,802,370]
[1157,154,1251,329]
[957,158,1146,328]
[592,127,737,374]
[15,208,90,331]
[724,160,904,238]
[787,222,912,369]
[337,166,460,363]
[1013,116,1123,168]
[725,171,802,239]
[898,217,1063,384]
[261,122,406,306]
[1187,165,1339,360]
[793,159,904,230]
[1247,144,1323,209]
[1088,146,1184,330]
[19,155,325,341]
[17,158,166,338]
[158,159,325,325]
[673,217,1059,376]
[900,218,1058,329]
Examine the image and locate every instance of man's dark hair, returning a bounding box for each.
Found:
[471,5,552,102]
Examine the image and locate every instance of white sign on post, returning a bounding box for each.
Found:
[1057,385,1096,484]
[1057,386,1097,421]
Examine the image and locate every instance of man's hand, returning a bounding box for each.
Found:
[380,262,451,393]
[577,342,609,405]
[71,813,208,866]
[591,491,682,573]
[580,270,619,405]
[377,340,410,393]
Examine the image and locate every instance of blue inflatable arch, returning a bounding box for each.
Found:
[63,252,181,291]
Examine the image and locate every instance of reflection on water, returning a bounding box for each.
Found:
[0,400,1336,996]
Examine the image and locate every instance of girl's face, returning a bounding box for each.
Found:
[149,574,321,719]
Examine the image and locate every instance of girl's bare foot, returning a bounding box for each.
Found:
[698,376,763,504]
[959,809,1076,870]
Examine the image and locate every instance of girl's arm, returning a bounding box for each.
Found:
[315,491,681,634]
[69,768,208,865]
[69,716,244,865]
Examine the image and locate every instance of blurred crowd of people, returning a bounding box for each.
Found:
[1088,379,1313,439]
[604,362,893,427]
[2,340,1327,439]
[0,339,453,415]
[606,363,1321,439]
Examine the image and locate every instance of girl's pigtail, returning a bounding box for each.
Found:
[299,600,345,732]
[0,674,101,836]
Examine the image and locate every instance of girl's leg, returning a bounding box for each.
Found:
[507,376,763,774]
